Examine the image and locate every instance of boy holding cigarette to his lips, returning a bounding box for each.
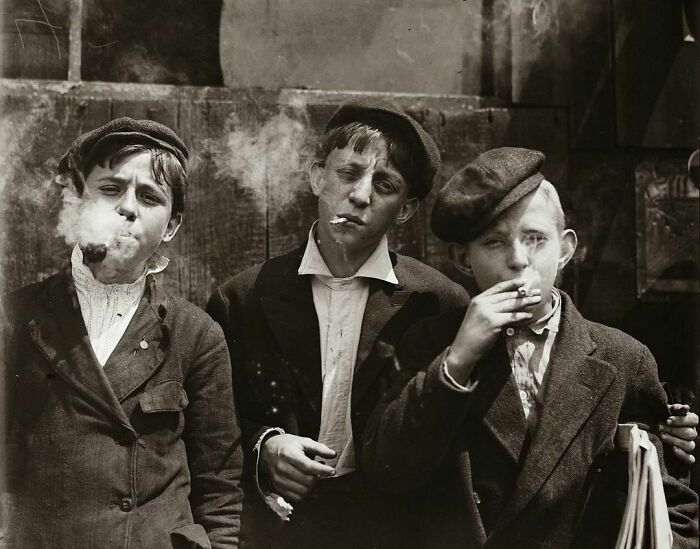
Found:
[206,99,469,548]
[361,148,699,548]
[1,118,243,548]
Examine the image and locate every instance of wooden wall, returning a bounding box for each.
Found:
[0,81,568,308]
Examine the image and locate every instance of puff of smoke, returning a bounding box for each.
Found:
[209,102,312,209]
[55,178,139,265]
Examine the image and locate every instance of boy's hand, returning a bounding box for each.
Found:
[446,279,542,384]
[659,404,698,465]
[260,434,336,502]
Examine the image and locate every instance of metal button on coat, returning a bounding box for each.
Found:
[119,497,134,512]
[506,328,515,336]
[473,491,481,504]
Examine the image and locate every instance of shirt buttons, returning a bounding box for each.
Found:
[118,497,134,512]
[473,491,481,504]
[506,328,515,336]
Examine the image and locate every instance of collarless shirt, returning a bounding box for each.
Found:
[504,288,562,434]
[298,222,398,476]
[71,245,169,367]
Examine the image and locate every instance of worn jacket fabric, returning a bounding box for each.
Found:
[1,271,244,549]
[206,246,469,549]
[361,291,699,549]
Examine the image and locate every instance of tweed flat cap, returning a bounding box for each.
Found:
[58,117,189,176]
[325,98,440,200]
[431,147,546,243]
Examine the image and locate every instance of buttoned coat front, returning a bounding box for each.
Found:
[1,271,244,549]
[361,292,699,549]
[206,245,469,548]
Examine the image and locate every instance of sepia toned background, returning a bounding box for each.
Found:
[0,0,698,492]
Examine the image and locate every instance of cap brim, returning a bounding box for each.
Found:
[87,132,187,170]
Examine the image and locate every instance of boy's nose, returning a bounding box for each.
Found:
[507,240,530,270]
[116,188,138,221]
[348,173,372,207]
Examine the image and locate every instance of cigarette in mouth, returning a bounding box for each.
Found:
[330,217,348,225]
[81,242,108,263]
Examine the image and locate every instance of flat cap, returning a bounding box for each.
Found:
[325,98,440,200]
[431,147,546,243]
[58,117,189,175]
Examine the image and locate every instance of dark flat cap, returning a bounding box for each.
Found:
[58,117,189,175]
[325,98,440,200]
[431,147,546,243]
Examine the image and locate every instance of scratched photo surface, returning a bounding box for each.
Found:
[0,0,698,544]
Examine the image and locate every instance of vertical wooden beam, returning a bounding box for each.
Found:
[68,0,83,82]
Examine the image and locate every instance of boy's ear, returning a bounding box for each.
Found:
[162,213,183,243]
[395,197,419,225]
[448,243,474,277]
[557,229,578,270]
[309,161,325,197]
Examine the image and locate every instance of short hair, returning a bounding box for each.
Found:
[538,179,566,232]
[83,142,187,216]
[315,121,418,198]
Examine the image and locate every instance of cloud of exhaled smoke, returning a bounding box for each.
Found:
[207,98,313,213]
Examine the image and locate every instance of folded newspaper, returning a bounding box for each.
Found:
[614,423,673,549]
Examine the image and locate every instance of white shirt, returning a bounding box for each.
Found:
[71,245,169,366]
[298,223,398,476]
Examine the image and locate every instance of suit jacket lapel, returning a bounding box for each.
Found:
[260,252,323,417]
[102,279,167,403]
[478,339,529,464]
[496,294,616,528]
[351,278,407,407]
[28,275,131,430]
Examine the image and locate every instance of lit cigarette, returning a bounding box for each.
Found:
[517,285,530,297]
[330,217,348,225]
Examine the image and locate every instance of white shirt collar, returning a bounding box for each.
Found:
[71,245,169,293]
[298,221,399,285]
[527,288,562,335]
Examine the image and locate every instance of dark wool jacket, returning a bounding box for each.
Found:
[362,291,699,549]
[206,245,469,549]
[1,271,244,549]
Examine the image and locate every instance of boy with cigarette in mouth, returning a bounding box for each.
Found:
[206,99,468,548]
[2,118,243,548]
[361,148,699,548]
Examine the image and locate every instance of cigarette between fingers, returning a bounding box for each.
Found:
[517,286,529,297]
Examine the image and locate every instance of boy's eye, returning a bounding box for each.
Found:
[374,177,398,194]
[483,238,504,247]
[140,192,163,206]
[523,233,547,246]
[98,185,121,195]
[336,167,359,180]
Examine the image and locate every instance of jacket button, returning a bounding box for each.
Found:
[473,491,481,505]
[119,497,134,512]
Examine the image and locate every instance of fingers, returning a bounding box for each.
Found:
[659,423,697,442]
[668,403,691,416]
[660,431,696,454]
[672,445,696,465]
[666,411,698,428]
[271,476,315,502]
[287,451,336,478]
[300,438,337,460]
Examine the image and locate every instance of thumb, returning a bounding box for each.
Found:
[301,438,337,459]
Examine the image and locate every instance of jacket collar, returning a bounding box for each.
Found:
[28,269,171,429]
[260,245,408,420]
[493,291,617,531]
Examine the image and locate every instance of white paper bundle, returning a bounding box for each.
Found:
[614,423,673,549]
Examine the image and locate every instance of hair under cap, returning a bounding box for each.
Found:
[431,147,546,243]
[325,98,440,200]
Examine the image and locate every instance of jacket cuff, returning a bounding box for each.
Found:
[253,427,293,521]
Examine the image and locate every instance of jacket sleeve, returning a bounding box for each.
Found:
[361,313,477,493]
[184,320,244,549]
[206,287,279,462]
[621,345,699,548]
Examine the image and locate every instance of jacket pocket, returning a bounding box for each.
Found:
[140,380,189,413]
[170,522,212,549]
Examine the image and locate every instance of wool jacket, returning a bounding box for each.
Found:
[1,270,244,549]
[361,291,699,549]
[206,245,469,549]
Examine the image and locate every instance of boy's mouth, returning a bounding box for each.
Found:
[331,214,364,225]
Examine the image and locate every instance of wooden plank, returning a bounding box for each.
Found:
[0,94,111,294]
[67,0,83,82]
[111,99,179,129]
[174,98,268,306]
